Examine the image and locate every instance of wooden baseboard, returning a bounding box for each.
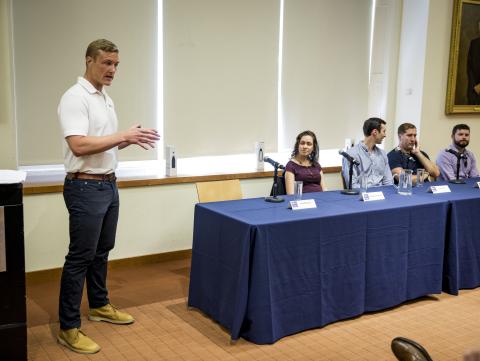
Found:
[25,249,192,284]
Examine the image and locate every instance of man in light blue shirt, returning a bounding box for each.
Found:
[342,117,393,189]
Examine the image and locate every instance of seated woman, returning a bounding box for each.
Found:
[285,130,327,194]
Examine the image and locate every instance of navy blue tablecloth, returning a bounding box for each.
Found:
[188,185,450,344]
[438,178,480,294]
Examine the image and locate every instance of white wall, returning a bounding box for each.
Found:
[369,0,402,152]
[11,0,158,165]
[23,173,343,272]
[394,0,429,138]
[281,0,371,150]
[164,0,279,157]
[24,182,199,272]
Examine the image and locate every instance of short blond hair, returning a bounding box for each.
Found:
[85,39,118,59]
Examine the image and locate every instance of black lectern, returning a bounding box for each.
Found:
[0,183,27,360]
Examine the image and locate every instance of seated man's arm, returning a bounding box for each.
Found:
[470,153,479,177]
[382,153,394,185]
[387,150,403,181]
[414,149,440,178]
[436,152,456,180]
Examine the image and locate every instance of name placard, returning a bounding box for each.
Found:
[290,199,317,210]
[429,185,451,194]
[361,191,385,202]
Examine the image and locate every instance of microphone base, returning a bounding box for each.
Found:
[265,196,284,203]
[449,179,466,184]
[341,189,359,195]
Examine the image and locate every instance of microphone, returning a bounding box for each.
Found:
[445,148,460,157]
[446,148,468,166]
[445,148,468,184]
[263,156,285,169]
[338,150,359,165]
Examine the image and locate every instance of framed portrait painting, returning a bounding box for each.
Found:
[446,0,480,114]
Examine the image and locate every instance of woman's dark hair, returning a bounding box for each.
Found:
[291,130,319,164]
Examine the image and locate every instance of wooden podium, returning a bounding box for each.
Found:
[0,183,27,360]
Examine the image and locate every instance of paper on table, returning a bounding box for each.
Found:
[0,170,27,184]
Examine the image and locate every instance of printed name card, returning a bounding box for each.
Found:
[290,199,317,210]
[361,191,385,202]
[429,185,451,194]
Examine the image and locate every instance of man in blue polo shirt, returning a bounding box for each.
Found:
[387,123,439,185]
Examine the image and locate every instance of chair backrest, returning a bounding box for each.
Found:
[196,179,242,203]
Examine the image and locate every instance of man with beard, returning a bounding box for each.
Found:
[387,123,440,185]
[436,124,479,181]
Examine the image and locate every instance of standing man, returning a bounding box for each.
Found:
[57,39,160,354]
[436,124,479,181]
[342,117,393,188]
[387,123,440,185]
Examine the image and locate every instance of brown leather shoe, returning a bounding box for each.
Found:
[391,337,433,361]
[88,303,134,325]
[57,328,101,354]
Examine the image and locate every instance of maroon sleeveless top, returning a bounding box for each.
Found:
[285,160,323,193]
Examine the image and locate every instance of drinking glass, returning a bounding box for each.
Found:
[294,181,303,200]
[398,169,413,195]
[416,168,425,187]
[359,174,368,199]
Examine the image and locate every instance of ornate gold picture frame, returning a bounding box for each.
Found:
[446,0,480,114]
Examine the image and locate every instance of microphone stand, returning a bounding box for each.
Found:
[341,160,359,195]
[265,164,284,202]
[449,154,466,184]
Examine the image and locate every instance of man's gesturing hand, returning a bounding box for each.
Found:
[122,124,161,150]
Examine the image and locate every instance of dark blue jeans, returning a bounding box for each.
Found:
[59,178,119,330]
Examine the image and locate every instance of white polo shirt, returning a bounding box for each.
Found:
[58,77,118,174]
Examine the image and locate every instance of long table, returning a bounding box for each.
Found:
[441,178,480,294]
[188,185,455,344]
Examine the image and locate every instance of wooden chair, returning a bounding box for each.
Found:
[196,179,243,203]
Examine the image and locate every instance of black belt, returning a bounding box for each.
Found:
[66,172,116,182]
